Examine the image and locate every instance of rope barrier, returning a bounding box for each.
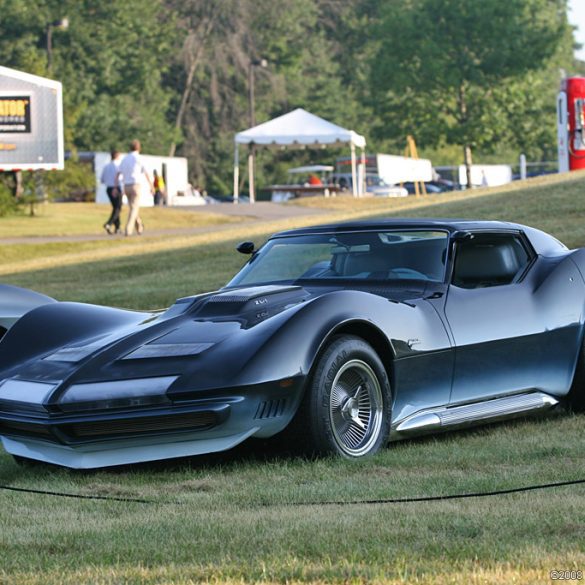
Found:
[1,477,584,506]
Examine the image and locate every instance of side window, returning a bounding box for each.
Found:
[452,233,531,289]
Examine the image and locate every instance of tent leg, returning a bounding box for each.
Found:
[360,148,366,197]
[233,143,240,204]
[248,145,256,204]
[350,144,357,198]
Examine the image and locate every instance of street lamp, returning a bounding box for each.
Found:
[46,17,69,75]
[247,58,267,204]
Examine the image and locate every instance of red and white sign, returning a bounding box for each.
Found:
[557,77,585,172]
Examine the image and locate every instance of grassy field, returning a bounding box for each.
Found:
[1,173,585,584]
[0,202,240,238]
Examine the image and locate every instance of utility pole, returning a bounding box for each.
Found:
[247,58,267,204]
[46,18,69,76]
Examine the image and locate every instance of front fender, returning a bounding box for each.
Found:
[235,289,452,386]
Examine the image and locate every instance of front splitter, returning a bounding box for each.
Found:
[1,426,260,469]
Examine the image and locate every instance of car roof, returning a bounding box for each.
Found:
[272,218,568,255]
[275,218,522,236]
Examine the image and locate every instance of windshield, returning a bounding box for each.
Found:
[365,176,387,187]
[228,230,449,287]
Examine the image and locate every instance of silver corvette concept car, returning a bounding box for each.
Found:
[0,219,583,468]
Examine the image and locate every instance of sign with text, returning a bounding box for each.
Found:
[0,66,63,170]
[0,95,31,133]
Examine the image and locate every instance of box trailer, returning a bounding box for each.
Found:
[94,152,195,207]
[0,66,64,171]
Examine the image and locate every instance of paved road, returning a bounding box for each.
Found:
[183,201,328,220]
[0,202,329,245]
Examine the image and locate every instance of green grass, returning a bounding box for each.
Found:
[2,171,585,309]
[0,416,584,584]
[1,172,585,583]
[0,202,240,238]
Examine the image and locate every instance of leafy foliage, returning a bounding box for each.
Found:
[369,0,575,167]
[0,184,19,217]
[0,0,581,193]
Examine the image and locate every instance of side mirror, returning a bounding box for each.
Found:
[236,241,255,255]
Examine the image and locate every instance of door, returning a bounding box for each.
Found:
[444,231,575,405]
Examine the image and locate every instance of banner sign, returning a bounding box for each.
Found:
[0,95,31,133]
[0,66,63,170]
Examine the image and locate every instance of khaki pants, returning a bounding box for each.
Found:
[124,184,144,236]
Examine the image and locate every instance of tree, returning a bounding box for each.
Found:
[49,0,178,154]
[165,0,350,191]
[371,0,571,186]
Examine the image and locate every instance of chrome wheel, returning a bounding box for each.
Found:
[329,359,384,456]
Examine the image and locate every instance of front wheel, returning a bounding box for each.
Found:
[299,335,392,458]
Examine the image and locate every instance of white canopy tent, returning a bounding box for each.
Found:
[233,108,366,202]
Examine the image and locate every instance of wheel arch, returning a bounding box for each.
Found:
[283,318,394,457]
[311,318,395,388]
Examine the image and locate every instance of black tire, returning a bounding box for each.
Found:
[292,335,392,458]
[567,337,585,413]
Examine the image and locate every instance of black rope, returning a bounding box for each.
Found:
[0,484,152,504]
[0,477,584,506]
[277,478,585,507]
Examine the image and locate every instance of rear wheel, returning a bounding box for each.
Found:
[297,335,392,458]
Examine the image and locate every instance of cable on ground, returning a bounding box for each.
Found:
[1,478,584,506]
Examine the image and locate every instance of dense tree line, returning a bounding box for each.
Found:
[0,0,580,193]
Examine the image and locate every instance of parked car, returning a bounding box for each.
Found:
[401,181,452,195]
[0,219,583,468]
[334,173,408,197]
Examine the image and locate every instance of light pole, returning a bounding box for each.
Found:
[247,58,267,204]
[46,17,69,75]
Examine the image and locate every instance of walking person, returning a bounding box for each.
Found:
[153,169,166,206]
[116,139,154,236]
[100,149,123,234]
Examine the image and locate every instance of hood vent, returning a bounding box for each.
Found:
[207,285,302,305]
[206,294,254,304]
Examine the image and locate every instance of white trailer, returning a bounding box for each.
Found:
[94,152,201,207]
[0,66,64,171]
[457,164,512,188]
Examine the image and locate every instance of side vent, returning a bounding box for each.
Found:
[255,399,286,419]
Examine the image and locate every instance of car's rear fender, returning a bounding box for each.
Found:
[0,284,56,340]
[512,250,585,397]
[0,301,151,374]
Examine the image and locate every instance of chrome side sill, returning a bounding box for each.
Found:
[394,392,559,435]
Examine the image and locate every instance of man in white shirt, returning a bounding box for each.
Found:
[100,149,123,234]
[116,139,154,236]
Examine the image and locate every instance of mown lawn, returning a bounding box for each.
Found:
[0,415,583,584]
[0,202,240,238]
[0,172,585,584]
[2,170,585,309]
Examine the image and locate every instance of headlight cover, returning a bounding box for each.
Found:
[58,376,178,412]
[43,343,107,363]
[0,379,57,404]
[43,332,123,363]
[122,342,214,360]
